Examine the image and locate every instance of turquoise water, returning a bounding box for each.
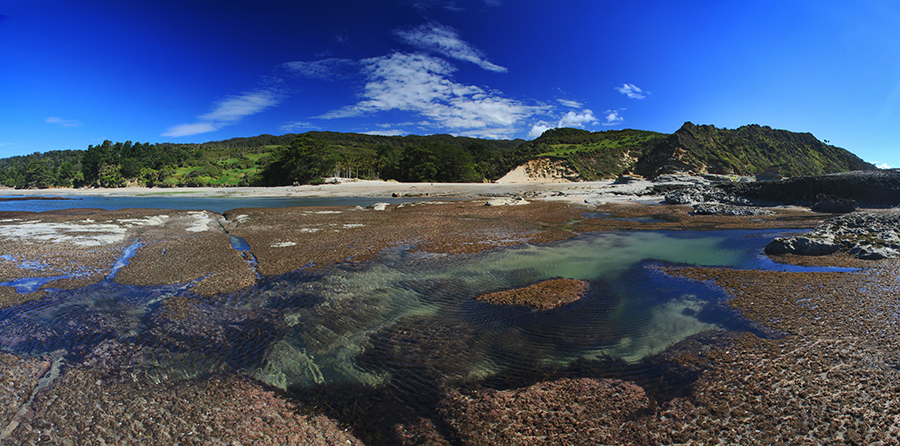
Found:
[0,229,799,384]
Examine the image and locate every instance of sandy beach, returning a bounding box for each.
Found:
[0,178,668,205]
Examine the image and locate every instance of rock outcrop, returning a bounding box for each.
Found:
[765,213,900,259]
[485,197,529,206]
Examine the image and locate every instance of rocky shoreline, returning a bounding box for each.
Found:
[2,174,900,444]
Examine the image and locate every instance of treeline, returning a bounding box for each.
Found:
[255,133,529,185]
[0,132,533,189]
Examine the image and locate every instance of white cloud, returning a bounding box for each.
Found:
[163,89,281,137]
[45,117,82,127]
[318,52,541,139]
[282,58,357,80]
[602,109,624,126]
[527,122,552,139]
[526,109,597,139]
[395,23,507,73]
[558,110,598,128]
[557,99,583,108]
[877,162,893,169]
[615,83,647,99]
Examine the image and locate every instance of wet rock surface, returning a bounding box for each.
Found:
[0,209,255,299]
[226,201,581,277]
[766,212,900,259]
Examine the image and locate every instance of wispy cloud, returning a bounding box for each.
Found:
[282,58,358,80]
[318,52,540,139]
[362,129,406,136]
[45,117,82,127]
[877,162,893,169]
[163,89,280,137]
[558,99,583,108]
[281,121,321,132]
[407,0,464,13]
[162,123,218,137]
[200,90,279,122]
[602,109,624,126]
[615,83,647,99]
[395,22,507,73]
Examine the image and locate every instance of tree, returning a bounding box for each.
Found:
[258,136,337,186]
[98,163,126,188]
[24,160,53,189]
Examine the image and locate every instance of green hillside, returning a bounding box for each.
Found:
[631,122,875,178]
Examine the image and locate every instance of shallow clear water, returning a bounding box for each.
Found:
[0,195,432,213]
[0,229,824,395]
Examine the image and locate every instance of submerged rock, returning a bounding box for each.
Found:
[765,212,900,259]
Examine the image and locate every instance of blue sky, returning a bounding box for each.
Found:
[3,1,900,168]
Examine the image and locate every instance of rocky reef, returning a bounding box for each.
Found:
[441,378,650,446]
[766,212,900,259]
[474,278,589,310]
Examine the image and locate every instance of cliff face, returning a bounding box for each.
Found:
[631,122,875,178]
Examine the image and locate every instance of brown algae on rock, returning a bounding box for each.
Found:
[475,278,589,310]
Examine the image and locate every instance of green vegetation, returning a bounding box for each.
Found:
[521,128,668,180]
[0,123,875,189]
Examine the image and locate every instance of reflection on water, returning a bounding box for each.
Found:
[0,230,814,399]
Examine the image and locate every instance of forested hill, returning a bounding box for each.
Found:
[0,123,876,189]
